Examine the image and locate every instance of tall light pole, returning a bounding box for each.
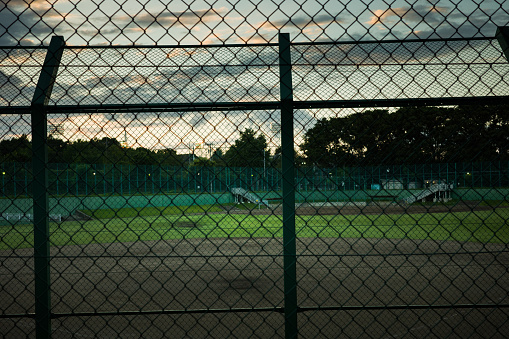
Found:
[263,148,266,192]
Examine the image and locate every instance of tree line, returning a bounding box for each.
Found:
[302,105,508,167]
[0,136,181,166]
[0,129,273,167]
[1,105,507,168]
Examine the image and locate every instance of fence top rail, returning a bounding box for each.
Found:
[2,96,509,115]
[0,36,494,50]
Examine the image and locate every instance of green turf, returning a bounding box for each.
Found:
[81,202,269,219]
[81,204,226,219]
[1,209,508,250]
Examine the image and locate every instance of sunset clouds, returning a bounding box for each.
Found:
[1,1,508,149]
[1,0,507,45]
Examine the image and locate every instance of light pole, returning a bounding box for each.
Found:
[263,149,266,192]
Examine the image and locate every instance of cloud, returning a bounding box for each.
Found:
[242,12,344,42]
[0,69,23,88]
[0,68,37,105]
[118,8,227,32]
[41,43,282,107]
[365,2,508,39]
[3,1,505,46]
[0,0,70,45]
[367,4,450,26]
[270,13,342,30]
[0,2,228,45]
[39,108,297,151]
[413,7,509,39]
[0,113,31,139]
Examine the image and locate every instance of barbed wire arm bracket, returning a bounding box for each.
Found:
[496,26,509,62]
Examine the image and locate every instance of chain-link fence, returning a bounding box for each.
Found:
[1,161,509,198]
[1,1,509,338]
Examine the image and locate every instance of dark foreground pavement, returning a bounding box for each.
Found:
[2,237,508,338]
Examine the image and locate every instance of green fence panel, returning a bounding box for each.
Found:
[2,160,509,198]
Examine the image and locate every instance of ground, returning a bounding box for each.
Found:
[1,201,508,338]
[227,200,498,216]
[2,236,508,338]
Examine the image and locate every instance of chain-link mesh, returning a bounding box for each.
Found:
[1,1,509,338]
[1,0,508,45]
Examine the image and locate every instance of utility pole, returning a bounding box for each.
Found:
[263,148,266,191]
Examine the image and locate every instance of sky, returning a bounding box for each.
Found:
[1,0,508,45]
[1,0,508,153]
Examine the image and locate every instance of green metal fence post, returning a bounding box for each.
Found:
[121,165,123,195]
[26,163,29,196]
[31,35,65,339]
[103,164,106,194]
[11,164,16,196]
[85,167,88,195]
[53,163,56,196]
[496,26,509,61]
[75,163,78,195]
[112,165,115,194]
[279,32,298,339]
[152,164,155,194]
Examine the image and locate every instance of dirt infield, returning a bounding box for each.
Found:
[298,201,499,215]
[2,236,508,338]
[227,201,500,216]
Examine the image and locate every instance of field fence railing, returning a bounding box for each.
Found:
[1,160,508,198]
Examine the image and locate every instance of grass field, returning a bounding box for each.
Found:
[80,204,229,219]
[1,205,508,250]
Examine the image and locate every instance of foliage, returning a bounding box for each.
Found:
[271,146,306,168]
[0,135,182,166]
[0,134,32,163]
[210,148,226,166]
[223,128,269,167]
[191,156,215,167]
[301,105,509,167]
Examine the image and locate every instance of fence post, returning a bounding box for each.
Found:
[13,162,16,196]
[496,26,509,61]
[31,35,65,339]
[26,163,29,196]
[279,32,298,339]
